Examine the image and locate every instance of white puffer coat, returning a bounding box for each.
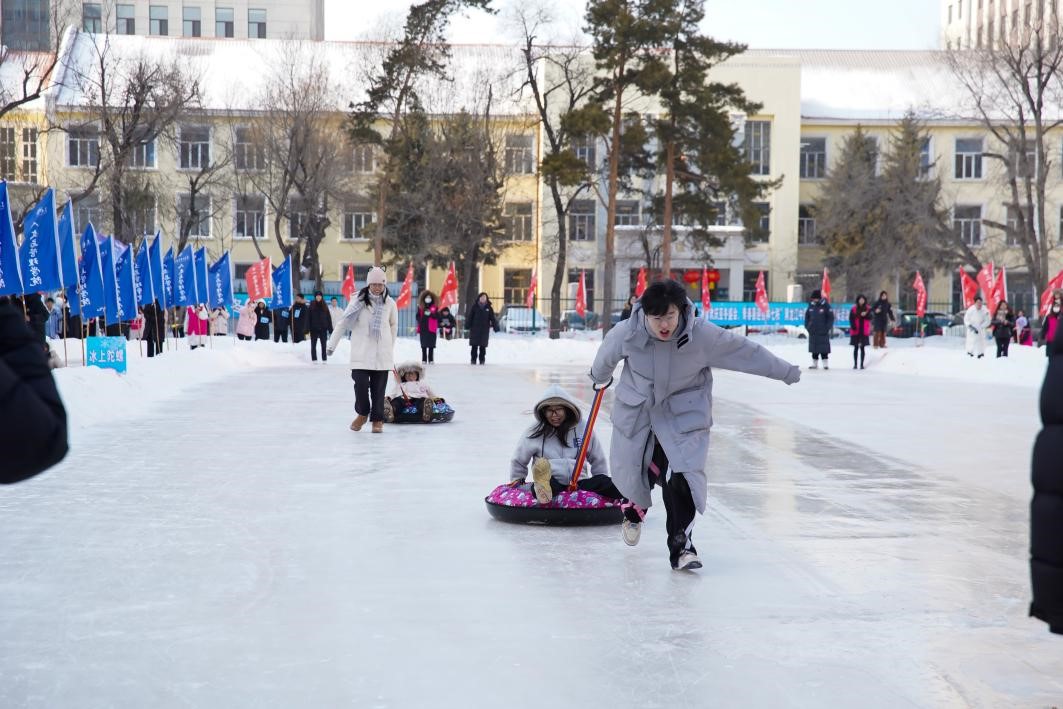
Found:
[328,293,398,371]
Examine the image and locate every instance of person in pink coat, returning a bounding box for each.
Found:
[186,304,209,349]
[236,301,256,341]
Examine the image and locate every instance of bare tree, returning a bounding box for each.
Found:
[170,123,235,254]
[946,12,1063,294]
[0,0,75,121]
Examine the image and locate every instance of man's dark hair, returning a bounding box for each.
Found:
[640,280,688,316]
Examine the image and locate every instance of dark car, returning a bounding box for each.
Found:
[561,310,599,331]
[890,311,947,338]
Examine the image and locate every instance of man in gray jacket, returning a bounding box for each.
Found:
[590,280,801,570]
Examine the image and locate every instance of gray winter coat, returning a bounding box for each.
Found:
[510,385,608,484]
[590,301,797,513]
[804,300,835,356]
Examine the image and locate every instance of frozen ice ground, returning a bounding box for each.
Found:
[1,335,1060,708]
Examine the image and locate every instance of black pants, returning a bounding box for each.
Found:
[852,344,865,367]
[812,353,828,361]
[310,330,328,361]
[237,334,251,341]
[624,439,697,567]
[548,474,623,500]
[996,338,1010,357]
[421,346,434,363]
[352,369,389,422]
[293,328,306,344]
[470,345,486,364]
[147,337,161,357]
[274,328,288,343]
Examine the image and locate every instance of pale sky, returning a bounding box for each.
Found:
[327,0,941,50]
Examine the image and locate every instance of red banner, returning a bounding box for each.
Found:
[993,265,1007,307]
[575,270,587,318]
[341,264,356,301]
[395,263,414,309]
[701,267,711,314]
[245,257,272,303]
[1040,269,1063,315]
[525,270,537,308]
[754,271,768,314]
[976,262,997,312]
[438,262,459,310]
[634,267,647,298]
[913,271,927,318]
[958,267,979,309]
[821,267,831,302]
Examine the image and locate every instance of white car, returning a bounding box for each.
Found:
[499,306,548,334]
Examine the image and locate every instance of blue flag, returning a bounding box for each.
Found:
[208,252,233,309]
[174,245,195,307]
[149,233,166,308]
[270,254,293,309]
[98,237,121,326]
[57,199,77,289]
[163,248,175,309]
[194,247,209,305]
[19,188,61,293]
[0,181,22,295]
[135,241,154,306]
[115,241,136,322]
[73,223,104,319]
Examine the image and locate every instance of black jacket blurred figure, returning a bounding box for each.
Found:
[1032,333,1063,635]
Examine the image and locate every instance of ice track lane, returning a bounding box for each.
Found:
[0,360,1060,708]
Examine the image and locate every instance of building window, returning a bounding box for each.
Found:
[235,195,265,238]
[131,200,156,237]
[248,8,267,38]
[799,137,826,178]
[503,268,532,305]
[234,127,263,170]
[116,4,135,34]
[712,200,728,226]
[744,120,771,176]
[953,205,982,246]
[503,202,533,241]
[749,202,770,243]
[0,128,15,180]
[179,126,210,169]
[1010,145,1036,179]
[572,136,596,170]
[68,128,99,167]
[505,134,535,175]
[567,268,595,310]
[342,210,374,240]
[21,127,37,183]
[215,7,234,37]
[743,270,766,302]
[569,200,595,241]
[126,135,156,169]
[82,3,102,32]
[614,200,640,226]
[287,197,309,241]
[74,195,101,234]
[178,194,211,239]
[798,205,817,245]
[352,145,375,173]
[183,7,201,37]
[955,138,983,179]
[919,138,932,177]
[1006,203,1032,245]
[149,5,168,35]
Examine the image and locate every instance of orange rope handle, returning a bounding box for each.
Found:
[567,385,608,491]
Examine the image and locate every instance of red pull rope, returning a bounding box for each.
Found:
[567,385,608,491]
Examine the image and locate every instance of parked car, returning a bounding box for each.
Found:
[498,305,548,334]
[561,310,599,331]
[890,311,948,338]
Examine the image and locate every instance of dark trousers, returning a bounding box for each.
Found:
[352,369,389,422]
[274,327,288,343]
[293,328,306,344]
[421,347,434,363]
[146,337,161,357]
[624,439,697,567]
[310,330,328,361]
[237,334,251,341]
[548,474,623,500]
[996,338,1010,357]
[470,345,486,364]
[812,353,828,361]
[852,344,865,367]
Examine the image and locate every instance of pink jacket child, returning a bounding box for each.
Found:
[236,302,256,339]
[186,305,209,349]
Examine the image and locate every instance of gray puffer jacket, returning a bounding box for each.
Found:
[509,384,608,484]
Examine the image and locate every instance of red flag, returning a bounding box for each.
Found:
[754,271,769,315]
[976,261,997,311]
[634,267,647,298]
[913,271,927,318]
[993,265,1007,305]
[821,267,831,302]
[700,267,711,315]
[575,270,587,318]
[525,270,537,308]
[395,263,414,309]
[245,257,272,302]
[1040,269,1063,314]
[958,267,979,309]
[438,262,459,310]
[340,264,356,301]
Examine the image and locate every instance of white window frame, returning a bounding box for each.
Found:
[234,126,263,171]
[0,127,16,181]
[352,145,375,174]
[745,120,771,176]
[178,193,213,240]
[179,126,211,170]
[342,210,374,241]
[503,201,533,241]
[21,127,37,183]
[798,204,817,245]
[505,134,535,175]
[67,127,100,168]
[953,204,983,246]
[234,194,266,239]
[614,199,640,226]
[955,138,984,179]
[799,137,826,179]
[568,200,596,241]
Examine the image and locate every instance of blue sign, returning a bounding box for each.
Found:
[705,301,853,328]
[85,336,128,373]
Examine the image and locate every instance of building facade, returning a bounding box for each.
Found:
[77,0,323,40]
[942,0,1059,49]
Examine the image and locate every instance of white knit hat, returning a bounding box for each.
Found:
[367,267,387,285]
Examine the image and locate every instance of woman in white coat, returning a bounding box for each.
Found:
[964,296,991,358]
[327,267,398,433]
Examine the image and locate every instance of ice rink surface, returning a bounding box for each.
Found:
[1,341,1061,708]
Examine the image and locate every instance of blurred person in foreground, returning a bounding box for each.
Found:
[1031,325,1063,635]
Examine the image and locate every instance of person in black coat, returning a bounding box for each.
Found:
[307,290,332,362]
[417,290,439,364]
[849,294,872,369]
[272,304,290,342]
[254,301,271,341]
[290,293,309,343]
[0,298,68,483]
[990,301,1016,358]
[871,290,894,348]
[804,289,835,369]
[142,300,166,357]
[1031,328,1063,635]
[23,293,49,347]
[437,307,457,340]
[465,292,499,365]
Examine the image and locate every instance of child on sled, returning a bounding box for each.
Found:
[384,362,443,423]
[510,384,624,504]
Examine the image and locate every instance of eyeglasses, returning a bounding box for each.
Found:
[543,406,567,415]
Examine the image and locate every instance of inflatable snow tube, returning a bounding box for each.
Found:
[484,484,623,526]
[384,398,455,424]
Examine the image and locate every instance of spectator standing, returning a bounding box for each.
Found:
[620,295,639,321]
[417,290,440,364]
[291,293,308,343]
[328,297,344,336]
[186,304,209,350]
[964,296,991,358]
[236,301,255,341]
[272,304,290,343]
[849,294,872,369]
[308,290,332,362]
[437,307,457,340]
[1041,289,1062,356]
[871,290,894,348]
[804,289,835,370]
[253,301,271,341]
[1015,310,1033,346]
[990,301,1016,358]
[142,301,165,357]
[466,292,499,365]
[210,306,229,336]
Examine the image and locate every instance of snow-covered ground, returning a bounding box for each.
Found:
[1,332,1059,707]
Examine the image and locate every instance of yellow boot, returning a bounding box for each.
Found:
[531,457,554,504]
